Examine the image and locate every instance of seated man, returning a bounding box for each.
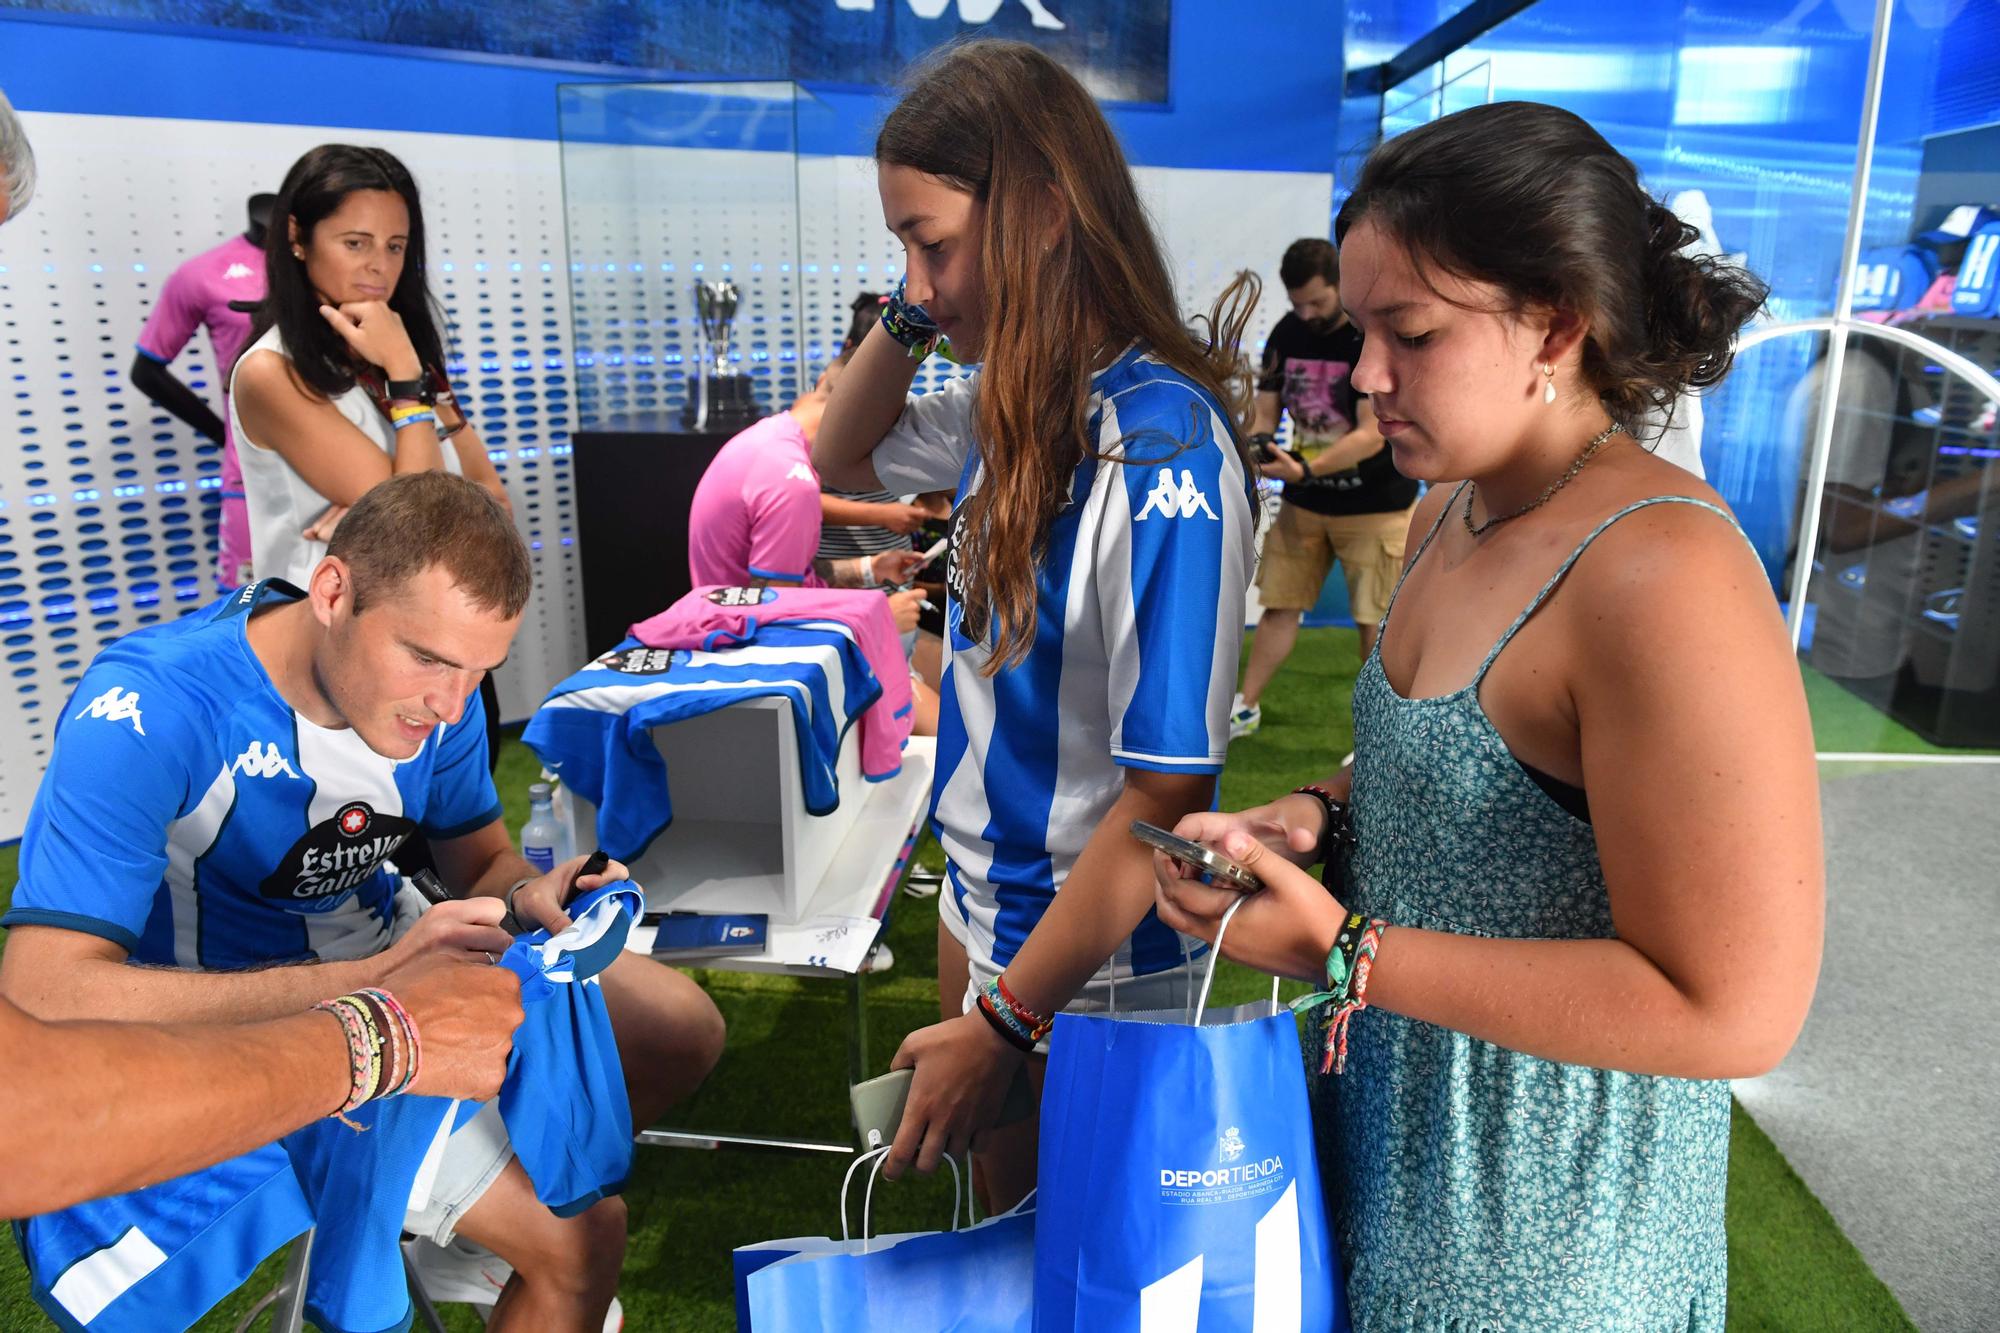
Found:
[0,473,725,1331]
[687,323,936,733]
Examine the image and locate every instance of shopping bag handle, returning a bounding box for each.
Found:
[839,1145,970,1251]
[1190,896,1282,1025]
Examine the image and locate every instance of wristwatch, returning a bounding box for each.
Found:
[384,376,434,405]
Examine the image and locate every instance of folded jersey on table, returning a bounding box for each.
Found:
[524,590,906,860]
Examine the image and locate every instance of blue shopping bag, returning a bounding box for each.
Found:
[741,1149,1033,1332]
[1034,944,1347,1332]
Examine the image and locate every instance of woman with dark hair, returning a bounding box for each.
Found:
[813,39,1261,1210]
[1154,101,1823,1328]
[231,144,506,588]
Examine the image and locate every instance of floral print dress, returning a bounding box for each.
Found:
[1311,488,1737,1331]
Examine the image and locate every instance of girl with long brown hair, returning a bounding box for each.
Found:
[814,39,1260,1209]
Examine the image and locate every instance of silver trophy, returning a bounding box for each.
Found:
[685,278,761,431]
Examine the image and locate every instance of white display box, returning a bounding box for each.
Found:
[565,695,869,924]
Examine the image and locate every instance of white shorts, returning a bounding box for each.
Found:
[381,890,518,1247]
[940,889,1204,1055]
[403,1099,515,1246]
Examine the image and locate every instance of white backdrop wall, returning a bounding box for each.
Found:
[0,107,1329,839]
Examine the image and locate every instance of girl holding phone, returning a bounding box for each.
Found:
[1155,102,1822,1329]
[813,39,1259,1210]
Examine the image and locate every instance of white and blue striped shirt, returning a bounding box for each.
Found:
[872,346,1256,976]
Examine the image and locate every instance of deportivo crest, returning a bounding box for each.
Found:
[75,686,146,734]
[706,586,778,607]
[258,801,417,906]
[596,646,684,675]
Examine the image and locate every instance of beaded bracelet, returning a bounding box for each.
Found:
[356,987,422,1097]
[314,987,422,1128]
[1291,785,1353,869]
[975,989,1036,1053]
[315,995,381,1129]
[993,974,1054,1044]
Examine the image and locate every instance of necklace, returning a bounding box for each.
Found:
[1462,422,1624,537]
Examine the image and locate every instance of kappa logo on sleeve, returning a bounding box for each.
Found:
[231,740,300,780]
[785,462,816,482]
[74,686,147,735]
[1135,467,1219,521]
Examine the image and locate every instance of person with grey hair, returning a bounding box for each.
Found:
[0,91,527,1224]
[0,87,38,224]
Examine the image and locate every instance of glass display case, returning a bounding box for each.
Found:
[1359,0,2000,752]
[557,80,827,431]
[555,80,830,654]
[1789,4,2000,749]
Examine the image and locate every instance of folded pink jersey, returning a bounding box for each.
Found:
[630,585,913,780]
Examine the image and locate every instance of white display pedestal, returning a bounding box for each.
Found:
[566,694,872,924]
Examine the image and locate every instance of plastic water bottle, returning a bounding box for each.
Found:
[521,783,559,875]
[544,771,578,865]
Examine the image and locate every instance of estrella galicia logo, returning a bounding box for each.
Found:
[595,646,684,675]
[258,801,417,907]
[706,586,778,607]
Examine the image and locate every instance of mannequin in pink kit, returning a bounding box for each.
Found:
[131,191,273,587]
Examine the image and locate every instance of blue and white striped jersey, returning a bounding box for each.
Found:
[4,580,502,969]
[871,346,1256,976]
[522,626,887,861]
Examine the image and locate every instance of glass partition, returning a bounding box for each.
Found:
[556,81,821,432]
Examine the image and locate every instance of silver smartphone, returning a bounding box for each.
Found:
[1129,819,1262,892]
[850,1065,1036,1151]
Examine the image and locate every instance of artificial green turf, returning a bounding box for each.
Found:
[0,631,1913,1330]
[1801,663,1998,756]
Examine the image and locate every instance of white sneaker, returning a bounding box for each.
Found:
[404,1235,510,1308]
[1228,695,1261,740]
[403,1237,623,1331]
[862,941,895,974]
[902,869,942,900]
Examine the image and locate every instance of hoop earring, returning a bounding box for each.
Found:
[1541,363,1556,405]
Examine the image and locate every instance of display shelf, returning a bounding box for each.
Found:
[1803,313,2000,746]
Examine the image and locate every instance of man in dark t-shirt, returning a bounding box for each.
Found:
[1231,238,1419,739]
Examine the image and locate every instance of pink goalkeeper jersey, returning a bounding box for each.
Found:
[630,585,913,780]
[686,412,828,589]
[136,233,266,587]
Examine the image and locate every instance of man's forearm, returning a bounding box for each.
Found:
[1251,392,1281,438]
[3,940,376,1025]
[464,849,536,901]
[1307,428,1384,476]
[821,496,894,527]
[0,1000,349,1217]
